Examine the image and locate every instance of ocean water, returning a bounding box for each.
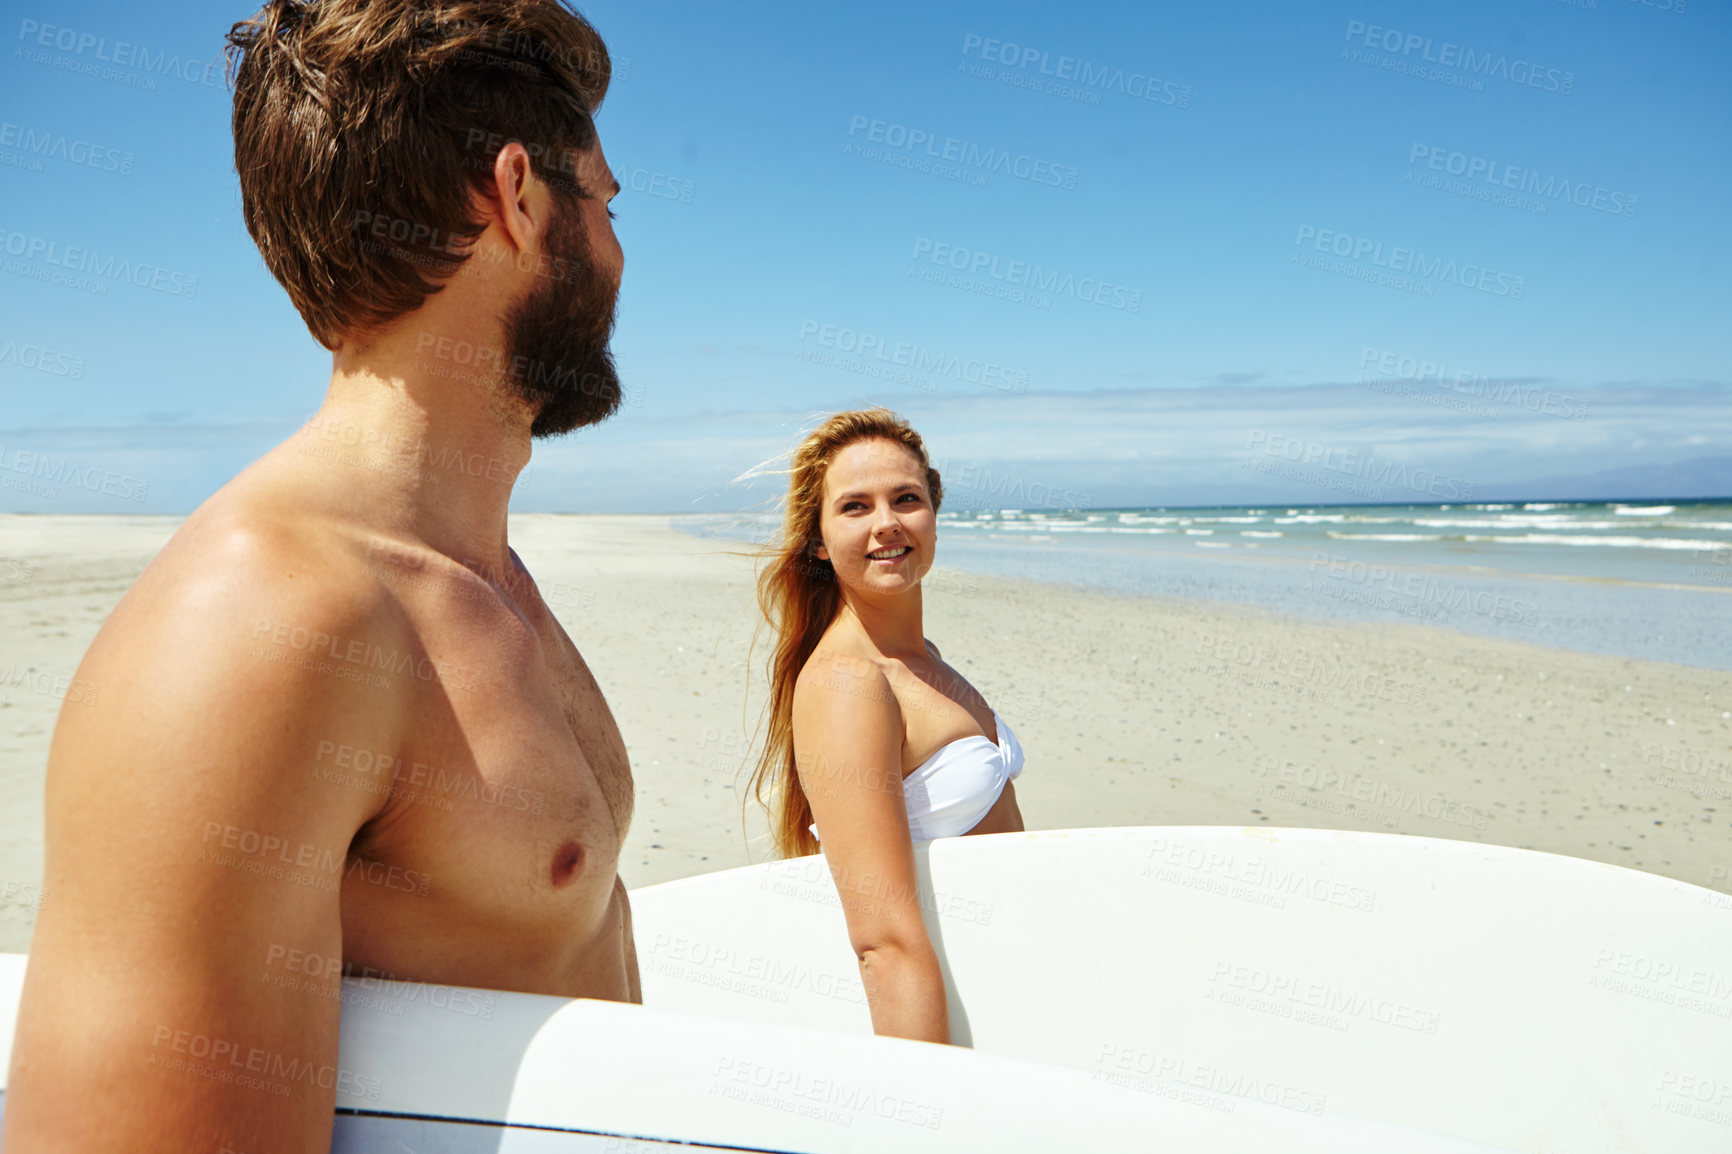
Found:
[674,501,1732,672]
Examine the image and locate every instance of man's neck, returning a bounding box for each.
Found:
[314,327,533,577]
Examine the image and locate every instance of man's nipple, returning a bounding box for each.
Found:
[550,840,584,887]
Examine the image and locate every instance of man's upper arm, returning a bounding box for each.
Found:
[3,539,405,1153]
[793,653,927,959]
[615,876,641,1004]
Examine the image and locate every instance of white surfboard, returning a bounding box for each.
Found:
[6,825,1721,1150]
[630,825,1732,1153]
[0,943,1511,1152]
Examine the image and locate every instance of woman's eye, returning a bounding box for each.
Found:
[606,206,618,221]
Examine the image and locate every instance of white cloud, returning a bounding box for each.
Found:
[4,382,1728,512]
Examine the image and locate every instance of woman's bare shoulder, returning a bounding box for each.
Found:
[794,637,899,725]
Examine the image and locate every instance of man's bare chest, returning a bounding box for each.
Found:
[345,581,634,894]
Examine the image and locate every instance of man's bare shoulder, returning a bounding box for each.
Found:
[65,491,415,775]
[110,487,398,641]
[40,488,418,914]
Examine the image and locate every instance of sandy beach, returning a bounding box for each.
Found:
[1,512,1728,953]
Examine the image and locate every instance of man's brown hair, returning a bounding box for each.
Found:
[224,0,612,350]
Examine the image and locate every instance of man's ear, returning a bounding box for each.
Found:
[490,140,547,255]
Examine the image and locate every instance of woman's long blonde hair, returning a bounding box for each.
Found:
[750,408,943,857]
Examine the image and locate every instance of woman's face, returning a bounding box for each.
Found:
[814,438,936,598]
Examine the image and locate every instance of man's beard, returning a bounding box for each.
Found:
[500,195,621,438]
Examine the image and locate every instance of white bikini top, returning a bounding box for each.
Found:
[811,710,1025,843]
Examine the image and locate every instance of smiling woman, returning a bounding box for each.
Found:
[749,408,1026,1044]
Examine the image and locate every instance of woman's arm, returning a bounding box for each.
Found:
[794,652,949,1043]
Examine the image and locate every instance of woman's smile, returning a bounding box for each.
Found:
[867,544,913,564]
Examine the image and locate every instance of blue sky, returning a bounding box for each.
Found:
[1,0,1727,512]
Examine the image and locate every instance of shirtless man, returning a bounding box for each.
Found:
[3,4,637,1150]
